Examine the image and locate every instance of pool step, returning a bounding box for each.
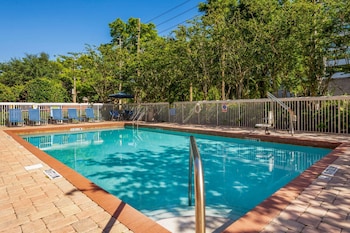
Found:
[157,216,233,233]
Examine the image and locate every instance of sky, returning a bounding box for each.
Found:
[0,0,203,63]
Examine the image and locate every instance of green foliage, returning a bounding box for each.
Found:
[1,0,349,103]
[0,53,66,101]
[0,83,16,102]
[109,18,157,53]
[21,78,67,103]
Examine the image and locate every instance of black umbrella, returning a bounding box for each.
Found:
[109,92,134,99]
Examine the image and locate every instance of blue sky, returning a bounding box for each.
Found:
[0,0,203,62]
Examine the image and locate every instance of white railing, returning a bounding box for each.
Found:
[165,96,350,134]
[1,95,350,134]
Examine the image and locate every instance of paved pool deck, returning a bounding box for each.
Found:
[0,122,349,233]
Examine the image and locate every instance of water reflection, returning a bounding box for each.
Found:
[24,131,103,150]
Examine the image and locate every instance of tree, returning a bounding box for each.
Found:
[1,1,350,102]
[107,17,162,102]
[0,53,64,101]
[0,83,16,102]
[109,18,158,53]
[21,78,67,102]
[199,0,238,100]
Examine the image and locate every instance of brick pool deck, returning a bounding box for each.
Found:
[0,122,349,232]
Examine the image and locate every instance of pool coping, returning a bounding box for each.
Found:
[4,122,349,232]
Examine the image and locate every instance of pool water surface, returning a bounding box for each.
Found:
[22,127,331,220]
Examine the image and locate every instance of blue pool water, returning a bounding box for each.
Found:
[22,127,331,220]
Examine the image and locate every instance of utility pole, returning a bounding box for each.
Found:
[190,82,193,101]
[136,18,141,104]
[137,18,141,77]
[68,52,78,103]
[73,60,77,103]
[137,18,141,55]
[118,37,123,109]
[118,37,123,92]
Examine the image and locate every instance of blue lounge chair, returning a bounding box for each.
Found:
[68,108,82,122]
[51,108,68,124]
[110,110,120,120]
[123,110,134,120]
[8,109,24,126]
[85,108,95,122]
[28,108,46,125]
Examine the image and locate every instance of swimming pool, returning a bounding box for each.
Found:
[22,127,331,221]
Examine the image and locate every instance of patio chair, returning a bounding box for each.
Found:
[8,109,24,126]
[28,108,46,126]
[51,108,68,124]
[68,108,82,122]
[123,110,134,120]
[255,111,274,135]
[110,110,121,121]
[85,108,95,122]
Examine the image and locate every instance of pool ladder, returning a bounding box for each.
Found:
[131,107,146,129]
[188,136,206,233]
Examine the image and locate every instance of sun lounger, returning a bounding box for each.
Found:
[28,108,46,125]
[85,108,95,122]
[68,108,82,122]
[51,108,68,124]
[8,109,24,126]
[110,110,121,121]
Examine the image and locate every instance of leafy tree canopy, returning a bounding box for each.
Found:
[1,0,349,103]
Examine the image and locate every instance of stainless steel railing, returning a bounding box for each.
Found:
[188,136,206,233]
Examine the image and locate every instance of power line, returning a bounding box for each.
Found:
[146,0,192,23]
[156,6,198,27]
[143,0,202,36]
[158,14,200,35]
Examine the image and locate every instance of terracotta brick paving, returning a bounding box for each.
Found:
[1,122,350,233]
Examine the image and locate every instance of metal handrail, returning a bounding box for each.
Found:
[188,136,206,233]
[267,92,295,135]
[131,106,146,129]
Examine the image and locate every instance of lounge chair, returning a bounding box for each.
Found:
[51,108,68,124]
[68,108,82,122]
[28,108,46,125]
[8,109,24,126]
[85,108,95,122]
[123,110,134,120]
[110,110,120,121]
[255,111,274,134]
